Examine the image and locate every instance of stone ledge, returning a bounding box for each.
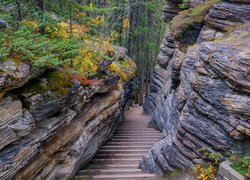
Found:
[217,160,245,180]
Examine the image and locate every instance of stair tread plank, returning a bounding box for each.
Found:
[74,106,163,179]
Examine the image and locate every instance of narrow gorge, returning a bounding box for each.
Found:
[0,0,250,179]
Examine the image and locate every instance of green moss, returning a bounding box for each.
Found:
[119,59,131,69]
[230,163,248,175]
[112,56,137,82]
[230,155,250,175]
[46,71,73,94]
[23,71,73,95]
[171,0,221,39]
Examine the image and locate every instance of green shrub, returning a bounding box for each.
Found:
[230,155,250,175]
[0,25,80,68]
[171,0,221,39]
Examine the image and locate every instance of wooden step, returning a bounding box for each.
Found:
[74,106,163,180]
[120,123,148,124]
[110,139,159,142]
[95,154,145,159]
[116,129,157,131]
[119,125,148,126]
[121,123,148,124]
[114,132,160,134]
[117,127,150,130]
[112,135,161,138]
[113,133,161,136]
[106,142,155,146]
[76,174,161,180]
[83,164,140,169]
[111,137,160,140]
[98,149,149,154]
[114,133,161,136]
[91,158,142,164]
[102,145,152,150]
[78,169,143,175]
[115,130,159,132]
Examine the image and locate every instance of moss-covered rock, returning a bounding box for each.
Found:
[171,0,221,49]
[21,71,73,95]
[109,56,137,83]
[0,59,42,98]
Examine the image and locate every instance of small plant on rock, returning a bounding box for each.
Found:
[230,155,250,175]
[193,163,217,180]
[193,148,222,180]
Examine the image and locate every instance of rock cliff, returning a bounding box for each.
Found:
[0,49,136,179]
[142,0,250,175]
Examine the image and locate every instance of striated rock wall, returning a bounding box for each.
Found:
[0,51,136,179]
[142,0,250,175]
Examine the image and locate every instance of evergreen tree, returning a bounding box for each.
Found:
[0,0,166,104]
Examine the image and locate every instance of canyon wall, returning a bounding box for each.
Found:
[0,49,136,179]
[142,0,250,175]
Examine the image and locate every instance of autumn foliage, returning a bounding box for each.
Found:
[0,2,125,82]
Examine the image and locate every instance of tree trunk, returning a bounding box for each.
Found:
[36,0,46,34]
[16,1,22,23]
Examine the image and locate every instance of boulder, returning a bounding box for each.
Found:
[0,19,8,28]
[0,59,41,98]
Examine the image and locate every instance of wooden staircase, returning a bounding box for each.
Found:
[75,107,163,180]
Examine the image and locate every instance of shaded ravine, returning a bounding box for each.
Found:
[74,107,163,180]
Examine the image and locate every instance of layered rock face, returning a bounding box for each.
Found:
[142,0,250,175]
[0,51,136,179]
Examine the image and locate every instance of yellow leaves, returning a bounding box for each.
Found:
[193,163,217,180]
[75,12,85,17]
[192,149,221,180]
[48,22,89,39]
[122,17,130,30]
[102,41,114,54]
[72,55,98,76]
[110,30,119,40]
[21,20,39,30]
[48,22,69,39]
[89,2,94,8]
[109,63,127,82]
[73,24,89,36]
[86,52,94,59]
[83,38,114,57]
[109,64,119,72]
[72,39,114,77]
[19,6,123,79]
[108,57,136,83]
[91,16,105,26]
[58,22,68,28]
